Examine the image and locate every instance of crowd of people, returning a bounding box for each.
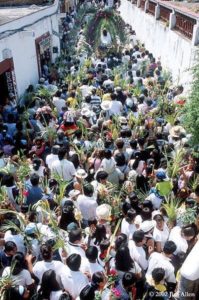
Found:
[0,1,199,300]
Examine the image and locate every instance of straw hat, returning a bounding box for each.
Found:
[75,168,88,179]
[96,204,112,221]
[101,100,111,111]
[169,125,186,138]
[81,107,92,118]
[119,116,127,125]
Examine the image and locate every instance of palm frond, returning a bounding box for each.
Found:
[162,196,180,222]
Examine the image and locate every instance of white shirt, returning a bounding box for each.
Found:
[110,100,123,116]
[2,267,33,286]
[146,252,176,283]
[53,97,66,113]
[51,159,76,181]
[169,226,188,254]
[128,240,148,270]
[121,218,136,240]
[67,241,86,258]
[146,193,163,209]
[33,260,65,285]
[50,291,63,300]
[4,231,26,254]
[46,153,58,170]
[180,240,199,280]
[153,223,169,249]
[61,269,89,299]
[77,195,98,220]
[81,260,104,276]
[80,85,92,98]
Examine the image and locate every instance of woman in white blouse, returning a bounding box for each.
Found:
[153,213,169,252]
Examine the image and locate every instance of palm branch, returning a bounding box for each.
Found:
[162,196,180,222]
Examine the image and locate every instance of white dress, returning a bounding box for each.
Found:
[101,32,112,46]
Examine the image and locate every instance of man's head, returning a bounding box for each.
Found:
[163,241,177,257]
[69,228,82,244]
[122,272,137,290]
[58,147,67,160]
[83,184,94,197]
[66,253,81,271]
[152,268,165,284]
[86,246,98,262]
[133,230,146,246]
[30,173,40,186]
[4,241,17,256]
[40,243,53,261]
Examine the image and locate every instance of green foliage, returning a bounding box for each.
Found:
[183,51,199,146]
[162,196,180,222]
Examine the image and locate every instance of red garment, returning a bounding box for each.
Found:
[60,124,78,136]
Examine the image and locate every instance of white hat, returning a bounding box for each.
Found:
[152,210,162,219]
[169,125,186,138]
[119,116,127,124]
[140,220,155,233]
[96,204,112,221]
[81,107,92,118]
[101,100,111,111]
[69,189,81,198]
[75,168,88,179]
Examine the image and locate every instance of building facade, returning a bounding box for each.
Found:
[0,0,60,102]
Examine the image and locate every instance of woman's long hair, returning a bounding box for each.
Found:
[92,224,107,245]
[115,246,135,272]
[59,201,77,230]
[38,269,60,299]
[11,252,26,276]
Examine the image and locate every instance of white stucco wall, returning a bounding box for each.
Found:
[0,1,60,96]
[119,0,196,89]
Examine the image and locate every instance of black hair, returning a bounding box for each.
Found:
[115,234,128,251]
[96,171,108,182]
[69,228,82,243]
[58,147,67,160]
[122,202,131,215]
[66,254,81,271]
[126,208,137,223]
[122,272,137,288]
[92,224,106,245]
[163,241,177,255]
[5,241,17,252]
[104,149,112,160]
[40,243,52,261]
[32,157,41,171]
[91,272,104,288]
[152,268,165,283]
[115,246,135,272]
[11,252,26,276]
[83,184,94,197]
[4,285,25,300]
[182,224,198,238]
[59,201,76,231]
[141,207,152,221]
[86,246,98,261]
[38,269,61,299]
[2,174,15,187]
[115,153,126,166]
[79,284,95,300]
[99,239,110,252]
[30,173,40,186]
[133,230,145,243]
